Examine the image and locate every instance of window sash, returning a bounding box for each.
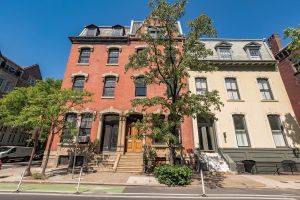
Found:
[78,49,91,63]
[233,115,250,147]
[0,78,3,88]
[249,48,261,60]
[73,77,85,91]
[219,48,232,60]
[225,78,240,100]
[112,28,123,36]
[86,28,97,36]
[268,115,287,147]
[257,79,273,100]
[108,49,119,64]
[135,78,147,96]
[195,78,207,95]
[103,77,116,96]
[3,81,13,92]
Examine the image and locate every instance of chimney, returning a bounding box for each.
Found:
[267,34,283,55]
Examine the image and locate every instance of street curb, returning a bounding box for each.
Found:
[0,180,268,189]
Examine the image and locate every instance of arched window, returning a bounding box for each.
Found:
[135,76,146,97]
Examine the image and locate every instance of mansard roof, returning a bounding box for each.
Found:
[200,38,276,64]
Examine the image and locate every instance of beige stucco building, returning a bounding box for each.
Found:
[188,39,300,173]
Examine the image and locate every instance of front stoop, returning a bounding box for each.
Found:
[116,153,143,173]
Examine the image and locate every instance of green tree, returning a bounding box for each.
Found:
[0,78,92,176]
[284,25,300,68]
[125,0,222,164]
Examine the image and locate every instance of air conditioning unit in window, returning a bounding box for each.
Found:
[77,135,90,144]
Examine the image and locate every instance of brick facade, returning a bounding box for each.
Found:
[268,34,300,125]
[46,21,194,168]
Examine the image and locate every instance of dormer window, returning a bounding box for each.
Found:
[215,41,232,60]
[86,28,97,36]
[148,27,160,39]
[112,25,124,37]
[219,48,232,60]
[244,42,262,60]
[84,24,99,36]
[248,48,261,60]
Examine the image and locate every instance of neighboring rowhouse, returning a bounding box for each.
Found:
[268,34,300,126]
[0,52,42,146]
[188,39,300,173]
[45,21,194,172]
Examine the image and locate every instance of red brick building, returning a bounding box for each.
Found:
[268,34,300,125]
[0,52,42,146]
[46,21,194,172]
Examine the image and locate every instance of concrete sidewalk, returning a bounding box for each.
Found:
[1,166,300,189]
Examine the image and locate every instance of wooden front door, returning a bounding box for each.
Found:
[126,125,142,152]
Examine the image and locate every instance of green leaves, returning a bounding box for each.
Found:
[0,78,92,141]
[155,164,192,186]
[125,0,223,155]
[284,25,300,70]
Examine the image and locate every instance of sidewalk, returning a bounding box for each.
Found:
[1,166,300,190]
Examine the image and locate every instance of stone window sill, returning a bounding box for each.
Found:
[261,100,278,102]
[77,63,89,66]
[106,63,119,66]
[134,96,147,99]
[101,96,115,99]
[227,99,245,102]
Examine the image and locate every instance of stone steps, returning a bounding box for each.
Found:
[116,153,143,173]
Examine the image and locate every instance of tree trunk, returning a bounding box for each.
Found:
[41,129,55,175]
[24,127,40,176]
[168,145,175,165]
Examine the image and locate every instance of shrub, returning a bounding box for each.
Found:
[154,164,192,186]
[31,173,46,180]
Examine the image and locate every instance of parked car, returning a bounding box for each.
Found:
[0,146,33,163]
[33,150,44,160]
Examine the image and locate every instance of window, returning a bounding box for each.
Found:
[3,81,13,92]
[79,114,93,136]
[135,77,147,96]
[195,78,207,95]
[152,114,165,145]
[78,48,91,64]
[61,113,77,142]
[225,78,240,100]
[233,115,250,147]
[218,48,232,60]
[248,48,261,60]
[107,49,119,64]
[267,115,287,147]
[112,28,123,36]
[148,27,160,39]
[257,78,274,100]
[72,76,85,91]
[86,28,97,36]
[0,77,4,88]
[103,77,116,96]
[28,76,36,85]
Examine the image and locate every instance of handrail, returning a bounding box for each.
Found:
[113,153,121,172]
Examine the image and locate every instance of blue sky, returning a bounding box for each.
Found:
[1,0,299,79]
